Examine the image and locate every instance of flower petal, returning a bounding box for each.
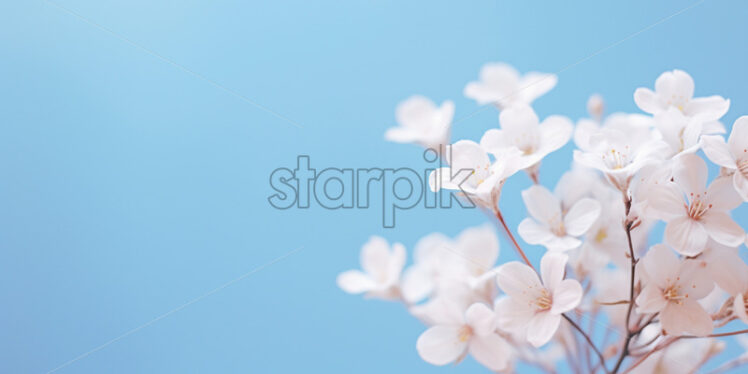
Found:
[563,198,601,236]
[518,218,554,245]
[527,312,561,347]
[701,135,736,169]
[636,284,667,314]
[634,88,660,114]
[495,297,534,331]
[538,115,573,154]
[336,270,376,294]
[416,326,468,366]
[469,334,511,371]
[673,153,707,196]
[660,300,713,337]
[734,171,748,202]
[521,185,562,225]
[641,244,681,289]
[733,293,748,325]
[647,185,686,220]
[550,279,583,314]
[540,252,568,292]
[665,217,708,256]
[465,303,497,336]
[685,96,730,121]
[702,211,745,247]
[728,116,748,156]
[496,262,543,303]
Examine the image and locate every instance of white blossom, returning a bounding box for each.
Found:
[385,96,454,149]
[464,62,557,108]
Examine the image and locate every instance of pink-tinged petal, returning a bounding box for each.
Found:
[521,185,562,225]
[551,279,583,314]
[573,149,608,172]
[456,225,499,270]
[496,262,543,303]
[544,235,582,252]
[527,312,561,347]
[660,300,713,337]
[469,334,511,371]
[540,252,568,292]
[702,246,748,296]
[734,171,748,202]
[665,217,708,256]
[733,293,748,325]
[636,284,667,314]
[538,115,573,154]
[465,303,497,336]
[706,176,742,211]
[641,244,681,289]
[676,260,714,299]
[336,270,376,294]
[518,218,554,245]
[563,198,601,236]
[389,243,407,279]
[416,326,468,366]
[728,116,748,156]
[701,135,736,169]
[647,185,686,220]
[634,88,660,114]
[685,96,730,120]
[673,153,708,196]
[401,266,433,303]
[702,211,745,247]
[495,297,534,330]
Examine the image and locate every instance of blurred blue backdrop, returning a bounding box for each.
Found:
[1,0,747,373]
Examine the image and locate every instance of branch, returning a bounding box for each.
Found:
[563,314,610,374]
[611,193,639,373]
[492,207,534,270]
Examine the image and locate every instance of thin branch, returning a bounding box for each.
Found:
[564,314,610,374]
[493,207,534,270]
[681,328,748,339]
[611,193,639,373]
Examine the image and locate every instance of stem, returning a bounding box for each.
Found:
[564,314,610,374]
[611,193,639,374]
[493,207,534,270]
[682,328,748,338]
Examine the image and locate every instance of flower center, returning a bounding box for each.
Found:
[601,147,630,170]
[686,198,711,220]
[535,289,553,311]
[458,325,473,342]
[663,285,687,305]
[594,228,608,243]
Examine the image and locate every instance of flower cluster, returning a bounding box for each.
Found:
[339,64,748,373]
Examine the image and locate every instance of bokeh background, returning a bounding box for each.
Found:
[1,0,747,372]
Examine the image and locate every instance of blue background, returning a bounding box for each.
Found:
[1,0,747,372]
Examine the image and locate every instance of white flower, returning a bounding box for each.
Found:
[634,69,730,121]
[573,127,668,191]
[401,225,500,303]
[702,115,748,201]
[464,62,557,108]
[336,236,405,300]
[384,96,454,149]
[495,253,583,347]
[481,105,573,172]
[648,154,744,256]
[429,140,521,206]
[696,241,748,325]
[574,112,654,153]
[586,94,605,121]
[517,185,601,251]
[416,302,512,371]
[635,244,714,336]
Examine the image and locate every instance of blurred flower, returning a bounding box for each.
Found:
[464,62,557,108]
[385,95,454,149]
[416,302,512,371]
[336,236,405,300]
[634,69,729,121]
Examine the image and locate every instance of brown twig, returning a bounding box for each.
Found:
[492,207,534,270]
[611,193,639,373]
[564,314,610,374]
